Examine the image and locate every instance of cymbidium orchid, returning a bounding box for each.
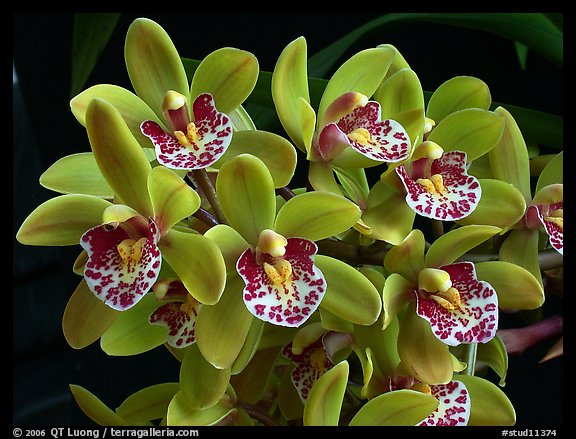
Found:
[525,184,563,255]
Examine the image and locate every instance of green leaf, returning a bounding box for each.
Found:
[274,191,361,242]
[62,280,119,349]
[426,76,492,123]
[515,41,529,71]
[100,293,167,356]
[476,336,508,386]
[349,389,438,426]
[159,229,226,305]
[475,261,544,310]
[499,229,543,287]
[216,154,276,246]
[384,229,425,284]
[116,383,179,424]
[453,375,515,425]
[204,224,249,274]
[190,47,259,114]
[303,361,349,426]
[71,13,120,97]
[536,151,563,193]
[427,108,505,162]
[195,274,254,370]
[16,194,111,246]
[166,391,235,426]
[69,384,129,426]
[425,225,501,268]
[374,68,424,120]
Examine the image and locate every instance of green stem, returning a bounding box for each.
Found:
[236,400,280,426]
[431,220,444,240]
[192,169,227,224]
[461,343,478,376]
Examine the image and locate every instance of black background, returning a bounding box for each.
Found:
[13,13,563,426]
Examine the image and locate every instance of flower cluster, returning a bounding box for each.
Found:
[16,17,562,427]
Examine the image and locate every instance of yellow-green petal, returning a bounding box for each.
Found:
[148,166,200,234]
[349,389,438,426]
[374,68,424,120]
[274,192,361,242]
[499,229,542,286]
[426,76,492,124]
[230,346,281,404]
[475,261,544,309]
[308,162,344,196]
[231,318,265,375]
[69,384,129,426]
[62,280,119,349]
[303,361,349,426]
[453,375,515,426]
[116,383,179,424]
[16,194,111,246]
[316,255,382,325]
[384,229,425,283]
[425,225,501,268]
[40,153,113,198]
[216,154,275,246]
[190,47,258,114]
[166,391,235,426]
[382,273,414,330]
[427,108,505,162]
[536,151,563,193]
[204,224,249,274]
[159,229,226,305]
[195,274,254,369]
[86,98,153,216]
[476,335,508,386]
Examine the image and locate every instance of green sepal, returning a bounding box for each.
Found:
[425,225,501,268]
[359,266,387,292]
[476,335,508,386]
[190,47,258,114]
[499,229,543,286]
[374,68,424,120]
[382,273,414,330]
[274,192,361,242]
[453,375,515,425]
[467,153,493,179]
[166,391,235,426]
[308,162,345,196]
[474,261,544,310]
[180,343,231,409]
[349,389,438,426]
[426,76,492,123]
[230,347,281,405]
[62,279,119,349]
[489,107,532,204]
[291,322,327,355]
[384,229,425,283]
[320,307,354,334]
[231,318,265,375]
[159,228,226,305]
[69,384,129,426]
[216,154,276,246]
[228,105,257,130]
[456,179,527,231]
[86,98,153,217]
[116,383,179,424]
[333,167,369,208]
[100,293,167,356]
[536,151,563,193]
[195,274,254,369]
[40,153,114,198]
[427,108,505,162]
[204,224,249,274]
[315,255,382,325]
[16,194,111,246]
[303,361,349,426]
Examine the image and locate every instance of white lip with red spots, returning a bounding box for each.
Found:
[416,262,498,346]
[80,219,162,311]
[417,381,470,426]
[527,203,563,255]
[149,300,198,348]
[396,151,481,221]
[140,93,232,170]
[236,238,326,328]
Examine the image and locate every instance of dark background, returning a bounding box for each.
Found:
[13,13,563,426]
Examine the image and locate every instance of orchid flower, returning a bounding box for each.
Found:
[525,184,563,255]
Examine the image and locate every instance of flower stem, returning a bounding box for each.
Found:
[431,219,444,240]
[461,343,478,376]
[236,400,280,426]
[192,207,219,227]
[275,186,296,201]
[191,169,227,224]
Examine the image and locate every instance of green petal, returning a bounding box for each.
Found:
[271,36,312,152]
[453,375,515,426]
[195,274,254,369]
[319,307,354,333]
[40,153,113,198]
[180,343,231,409]
[216,154,275,246]
[456,179,526,230]
[100,293,167,356]
[349,390,438,426]
[374,68,425,120]
[315,255,381,325]
[382,273,414,330]
[148,166,200,234]
[166,391,235,426]
[204,224,249,274]
[476,335,508,386]
[86,98,153,216]
[474,261,544,309]
[116,383,179,424]
[378,44,412,76]
[70,84,164,148]
[318,47,395,128]
[291,322,327,355]
[230,346,281,404]
[213,130,297,188]
[425,225,501,268]
[191,47,258,114]
[426,76,492,123]
[536,151,563,193]
[499,229,543,286]
[467,153,493,179]
[308,162,345,196]
[124,18,189,120]
[69,385,129,426]
[303,361,349,426]
[384,229,425,283]
[274,192,361,242]
[62,280,119,349]
[231,318,265,375]
[159,229,226,305]
[488,107,532,204]
[333,167,369,208]
[16,194,111,246]
[228,105,256,130]
[427,108,505,161]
